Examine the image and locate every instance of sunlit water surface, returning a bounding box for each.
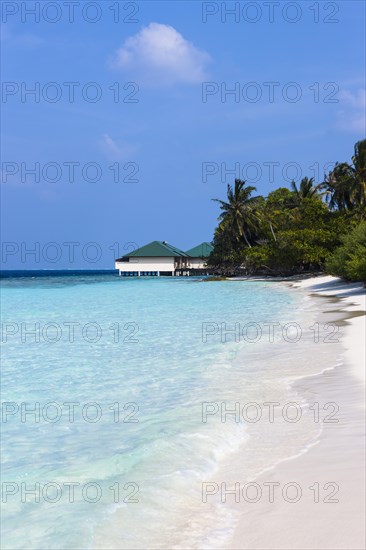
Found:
[1,273,343,549]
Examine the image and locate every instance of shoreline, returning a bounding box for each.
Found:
[292,275,366,384]
[229,275,365,550]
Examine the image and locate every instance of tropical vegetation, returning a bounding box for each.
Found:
[208,139,366,282]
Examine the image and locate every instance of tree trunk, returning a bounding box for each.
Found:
[243,232,252,248]
[269,222,277,242]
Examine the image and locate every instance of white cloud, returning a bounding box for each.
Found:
[110,23,210,85]
[339,88,365,109]
[1,25,43,47]
[100,134,137,161]
[335,88,366,133]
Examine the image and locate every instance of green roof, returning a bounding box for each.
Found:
[117,241,189,259]
[185,242,213,258]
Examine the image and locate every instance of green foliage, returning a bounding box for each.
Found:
[322,139,366,221]
[212,179,262,248]
[209,140,365,276]
[209,221,238,267]
[326,223,366,282]
[243,227,340,274]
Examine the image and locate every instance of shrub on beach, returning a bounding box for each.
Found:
[326,223,366,282]
[242,227,340,275]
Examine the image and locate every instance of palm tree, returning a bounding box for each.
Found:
[351,139,366,219]
[290,177,323,204]
[212,179,261,248]
[322,139,366,220]
[323,163,356,211]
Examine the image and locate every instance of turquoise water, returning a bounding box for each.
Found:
[1,274,340,549]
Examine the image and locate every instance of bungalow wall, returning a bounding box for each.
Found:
[115,256,175,274]
[188,258,208,269]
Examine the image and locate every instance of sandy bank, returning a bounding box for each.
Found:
[229,275,365,550]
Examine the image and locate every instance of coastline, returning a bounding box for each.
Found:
[229,275,365,550]
[293,275,366,384]
[2,273,365,549]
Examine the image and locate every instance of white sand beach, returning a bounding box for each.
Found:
[294,275,366,384]
[230,275,366,550]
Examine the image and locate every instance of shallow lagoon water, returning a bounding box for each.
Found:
[1,273,342,549]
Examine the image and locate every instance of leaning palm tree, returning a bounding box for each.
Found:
[212,179,261,247]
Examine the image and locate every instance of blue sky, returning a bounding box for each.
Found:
[1,0,365,268]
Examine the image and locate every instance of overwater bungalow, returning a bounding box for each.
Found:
[115,240,213,276]
[185,242,213,269]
